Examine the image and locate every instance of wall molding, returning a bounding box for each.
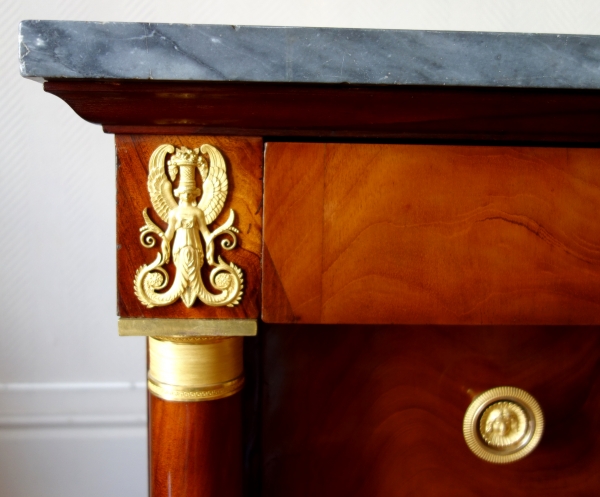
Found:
[0,381,146,391]
[0,381,147,428]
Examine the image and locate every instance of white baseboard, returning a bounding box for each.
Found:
[0,381,147,427]
[0,382,148,497]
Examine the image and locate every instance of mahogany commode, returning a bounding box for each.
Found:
[20,20,600,496]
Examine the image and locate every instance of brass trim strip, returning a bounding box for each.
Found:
[148,375,245,402]
[118,318,257,337]
[148,336,244,402]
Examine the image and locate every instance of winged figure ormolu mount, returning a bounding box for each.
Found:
[133,144,243,308]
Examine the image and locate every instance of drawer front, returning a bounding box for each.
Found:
[260,326,600,497]
[263,143,600,324]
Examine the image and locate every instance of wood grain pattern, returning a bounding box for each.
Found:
[116,135,262,318]
[262,143,325,323]
[260,325,600,497]
[150,393,242,497]
[44,80,600,144]
[263,143,600,324]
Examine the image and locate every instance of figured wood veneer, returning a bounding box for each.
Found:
[260,325,600,497]
[263,143,600,324]
[116,135,262,318]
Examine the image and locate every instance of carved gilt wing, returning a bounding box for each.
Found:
[148,144,178,222]
[198,144,228,225]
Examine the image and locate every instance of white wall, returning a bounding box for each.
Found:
[3,1,600,496]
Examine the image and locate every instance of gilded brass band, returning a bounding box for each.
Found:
[118,318,257,337]
[463,386,544,464]
[148,336,244,402]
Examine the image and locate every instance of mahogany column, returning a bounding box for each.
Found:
[150,394,242,496]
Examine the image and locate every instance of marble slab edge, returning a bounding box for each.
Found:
[19,20,600,89]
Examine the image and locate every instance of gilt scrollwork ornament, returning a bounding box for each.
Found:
[134,144,244,308]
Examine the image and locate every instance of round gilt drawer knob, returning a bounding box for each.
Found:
[463,386,544,464]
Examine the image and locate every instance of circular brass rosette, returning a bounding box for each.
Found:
[463,386,544,464]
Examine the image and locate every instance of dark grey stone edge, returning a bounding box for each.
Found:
[19,20,600,89]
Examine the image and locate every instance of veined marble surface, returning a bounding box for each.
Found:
[19,20,600,88]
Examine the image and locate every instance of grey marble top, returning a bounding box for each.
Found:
[19,20,600,89]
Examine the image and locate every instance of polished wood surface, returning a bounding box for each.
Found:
[150,393,242,497]
[44,80,600,143]
[116,135,262,318]
[263,143,600,324]
[260,325,600,497]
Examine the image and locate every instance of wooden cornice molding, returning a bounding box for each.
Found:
[44,80,600,144]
